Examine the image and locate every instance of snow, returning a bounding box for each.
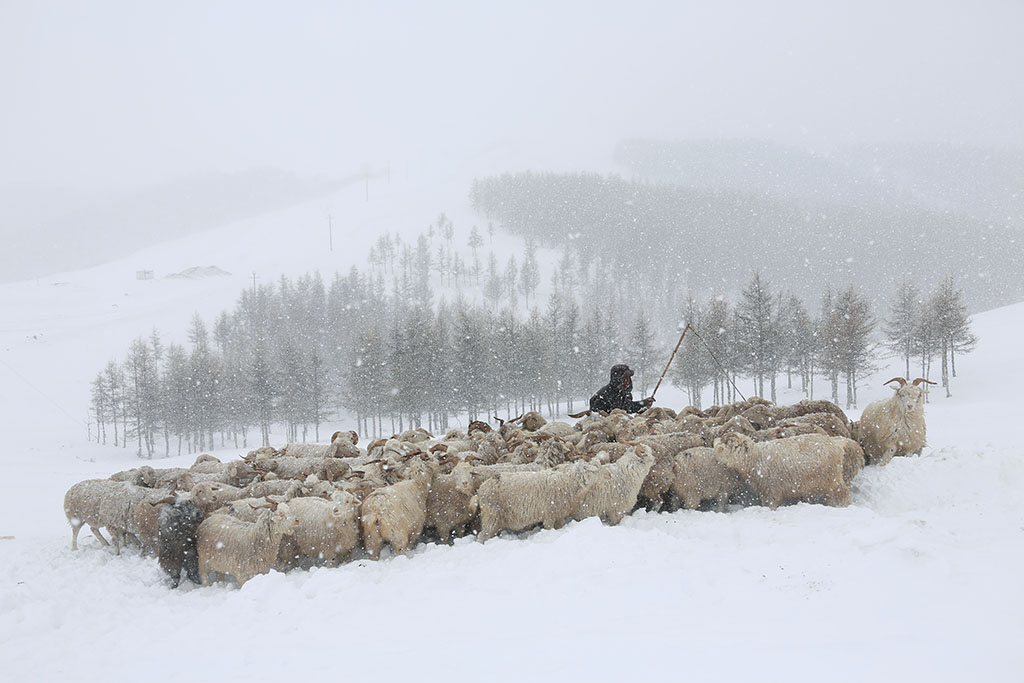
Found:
[1,174,1022,682]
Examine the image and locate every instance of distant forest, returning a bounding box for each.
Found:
[469,170,1024,313]
[89,214,976,457]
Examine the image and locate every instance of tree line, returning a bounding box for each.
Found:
[89,220,977,458]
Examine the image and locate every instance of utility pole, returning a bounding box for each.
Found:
[328,214,333,252]
[251,272,258,296]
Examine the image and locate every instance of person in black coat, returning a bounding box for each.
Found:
[589,364,654,414]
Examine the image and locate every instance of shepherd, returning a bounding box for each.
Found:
[589,364,655,414]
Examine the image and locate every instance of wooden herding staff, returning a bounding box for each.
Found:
[650,323,695,399]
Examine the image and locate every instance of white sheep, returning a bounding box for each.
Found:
[96,482,169,554]
[109,465,156,486]
[64,479,125,550]
[572,444,654,525]
[244,478,303,500]
[196,501,298,586]
[476,460,592,541]
[255,456,350,481]
[771,398,850,427]
[635,432,708,510]
[360,459,434,559]
[190,481,249,516]
[666,446,745,511]
[835,436,866,484]
[852,377,935,465]
[131,491,178,555]
[536,420,578,440]
[774,412,851,439]
[186,457,249,484]
[276,494,361,568]
[424,461,479,542]
[713,432,850,509]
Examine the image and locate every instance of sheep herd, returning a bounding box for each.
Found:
[63,383,929,588]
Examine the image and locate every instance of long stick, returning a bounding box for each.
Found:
[651,324,694,398]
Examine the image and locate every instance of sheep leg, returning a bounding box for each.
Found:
[70,522,83,551]
[477,510,498,542]
[828,482,851,507]
[89,525,110,546]
[199,560,211,587]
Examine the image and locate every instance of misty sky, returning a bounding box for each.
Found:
[2,0,1022,189]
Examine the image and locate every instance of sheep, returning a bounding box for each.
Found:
[467,462,547,494]
[276,494,361,568]
[473,430,511,465]
[665,446,745,511]
[516,411,548,432]
[397,427,433,443]
[254,456,350,481]
[64,479,126,550]
[476,460,592,542]
[244,478,303,500]
[644,406,678,421]
[157,494,205,587]
[245,445,278,461]
[713,432,850,509]
[148,468,197,491]
[360,459,434,559]
[572,444,654,525]
[770,398,850,426]
[190,454,222,471]
[852,377,935,465]
[424,461,479,542]
[713,396,774,420]
[467,420,491,436]
[131,491,179,554]
[835,436,866,485]
[532,436,578,468]
[635,432,708,510]
[749,423,825,442]
[332,429,359,446]
[584,441,635,464]
[191,481,249,516]
[279,442,334,458]
[97,482,169,554]
[774,412,851,439]
[183,457,259,487]
[109,465,156,486]
[707,414,757,441]
[196,501,298,586]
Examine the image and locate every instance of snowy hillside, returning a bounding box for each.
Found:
[1,170,1022,682]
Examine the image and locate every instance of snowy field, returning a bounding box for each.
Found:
[1,176,1022,682]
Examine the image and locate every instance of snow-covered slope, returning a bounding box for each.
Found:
[0,171,1021,681]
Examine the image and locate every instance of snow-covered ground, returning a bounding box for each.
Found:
[1,173,1021,682]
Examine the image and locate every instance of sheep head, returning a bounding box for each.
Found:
[886,377,932,414]
[713,431,755,466]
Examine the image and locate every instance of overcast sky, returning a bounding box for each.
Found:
[2,0,1022,189]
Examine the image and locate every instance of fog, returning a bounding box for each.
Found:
[3,1,1022,190]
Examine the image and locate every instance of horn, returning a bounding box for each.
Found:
[150,496,176,506]
[331,431,342,443]
[883,377,907,387]
[912,378,937,386]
